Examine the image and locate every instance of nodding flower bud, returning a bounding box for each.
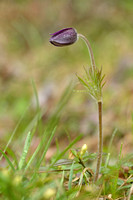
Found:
[49,28,77,47]
[80,144,88,156]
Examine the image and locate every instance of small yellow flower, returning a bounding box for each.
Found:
[80,144,88,156]
[2,169,10,177]
[13,175,22,186]
[57,166,62,170]
[43,188,56,199]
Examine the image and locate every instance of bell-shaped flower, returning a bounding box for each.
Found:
[49,28,77,47]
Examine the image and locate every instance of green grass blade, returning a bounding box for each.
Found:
[108,128,117,153]
[50,134,82,167]
[78,172,83,190]
[24,138,43,172]
[24,125,57,173]
[25,82,74,173]
[111,142,123,197]
[54,81,75,116]
[105,153,110,168]
[132,113,133,135]
[36,126,57,169]
[28,126,58,182]
[31,79,42,125]
[6,148,19,170]
[68,161,74,190]
[22,110,45,138]
[31,79,40,112]
[105,128,117,166]
[0,105,29,161]
[0,149,15,171]
[118,142,123,164]
[19,131,32,170]
[60,170,65,186]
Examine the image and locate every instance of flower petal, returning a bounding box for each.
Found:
[49,28,77,47]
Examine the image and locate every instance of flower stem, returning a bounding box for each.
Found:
[78,33,96,71]
[94,101,103,182]
[78,33,103,182]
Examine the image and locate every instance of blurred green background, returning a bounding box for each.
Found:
[0,0,133,158]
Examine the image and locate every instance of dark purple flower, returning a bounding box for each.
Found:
[49,28,77,47]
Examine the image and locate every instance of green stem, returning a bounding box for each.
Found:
[94,101,103,182]
[78,33,96,71]
[78,33,103,182]
[78,156,92,177]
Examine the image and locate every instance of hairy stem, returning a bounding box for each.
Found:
[78,33,103,182]
[78,33,96,71]
[94,101,103,182]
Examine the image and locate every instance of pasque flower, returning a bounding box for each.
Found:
[49,27,104,183]
[49,28,77,47]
